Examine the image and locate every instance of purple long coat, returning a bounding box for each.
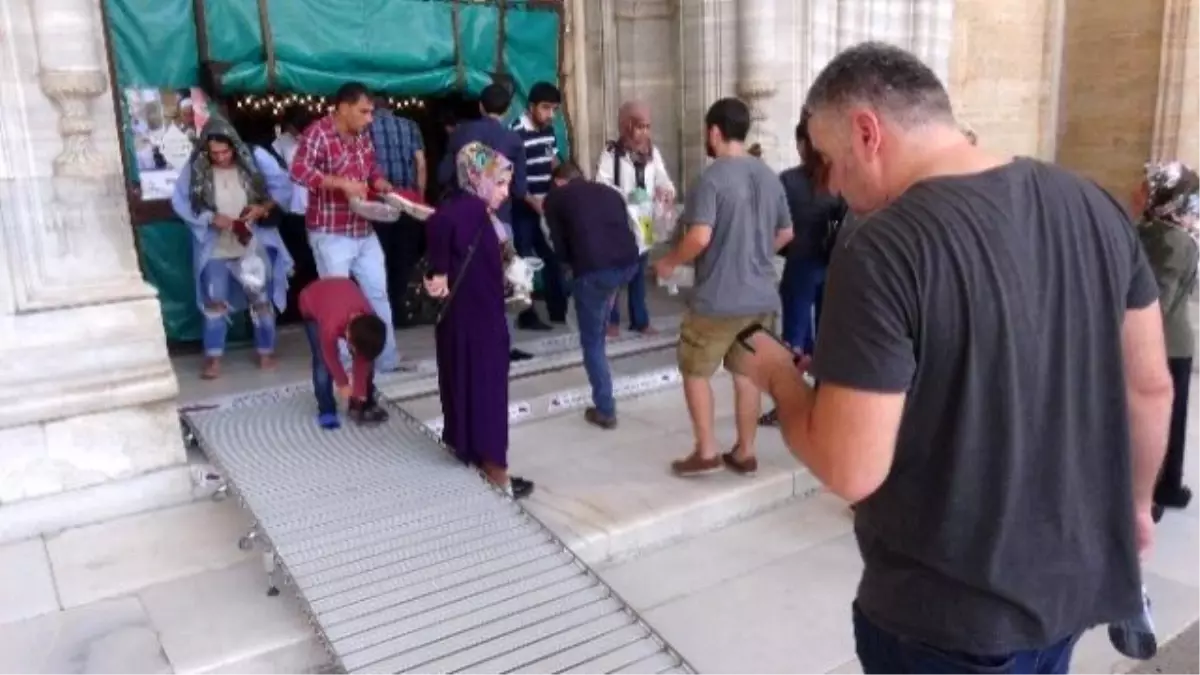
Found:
[426,194,511,468]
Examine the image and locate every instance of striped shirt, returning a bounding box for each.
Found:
[512,113,557,197]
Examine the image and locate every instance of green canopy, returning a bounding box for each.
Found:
[106,0,568,343]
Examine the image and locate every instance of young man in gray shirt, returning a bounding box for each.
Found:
[653,98,793,477]
[727,42,1173,673]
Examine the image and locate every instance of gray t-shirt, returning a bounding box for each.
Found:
[813,158,1158,653]
[681,156,791,316]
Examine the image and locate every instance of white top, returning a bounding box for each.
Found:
[594,144,677,253]
[212,166,249,259]
[273,132,308,215]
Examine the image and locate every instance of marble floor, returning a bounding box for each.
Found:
[1,370,1194,673]
[597,485,1199,675]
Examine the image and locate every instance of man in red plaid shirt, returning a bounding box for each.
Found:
[291,82,400,370]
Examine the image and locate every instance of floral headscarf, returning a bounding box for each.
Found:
[188,113,268,215]
[456,141,513,208]
[1142,161,1200,241]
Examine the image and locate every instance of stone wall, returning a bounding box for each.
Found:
[947,0,1059,160]
[1056,0,1166,197]
[0,0,188,543]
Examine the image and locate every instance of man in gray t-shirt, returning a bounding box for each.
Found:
[653,98,793,478]
[726,43,1174,673]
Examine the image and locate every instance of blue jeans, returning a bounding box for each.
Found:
[303,321,378,416]
[573,264,639,416]
[853,604,1078,674]
[780,256,825,353]
[512,206,568,322]
[609,253,651,330]
[308,231,399,370]
[199,252,276,358]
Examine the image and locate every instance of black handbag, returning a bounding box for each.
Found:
[399,226,484,326]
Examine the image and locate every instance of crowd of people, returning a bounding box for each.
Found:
[169,40,1200,674]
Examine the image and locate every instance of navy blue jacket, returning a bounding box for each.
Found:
[438,116,527,224]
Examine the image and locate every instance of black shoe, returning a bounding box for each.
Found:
[584,407,618,430]
[757,409,779,427]
[1152,502,1165,524]
[1154,485,1192,510]
[510,476,535,500]
[510,349,534,362]
[518,316,553,331]
[550,315,569,325]
[349,402,389,425]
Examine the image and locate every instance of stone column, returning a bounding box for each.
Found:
[735,0,778,167]
[678,0,736,188]
[1151,0,1199,167]
[0,0,188,544]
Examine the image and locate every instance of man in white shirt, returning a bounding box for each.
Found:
[595,101,676,337]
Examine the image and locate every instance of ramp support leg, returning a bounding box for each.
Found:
[262,550,281,597]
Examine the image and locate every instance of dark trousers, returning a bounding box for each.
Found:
[780,256,825,354]
[573,263,639,416]
[303,320,378,416]
[278,213,319,325]
[609,253,651,330]
[512,205,568,322]
[853,604,1077,674]
[374,213,426,327]
[1158,357,1194,498]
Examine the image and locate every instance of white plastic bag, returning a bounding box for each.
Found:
[232,235,269,296]
[504,255,545,311]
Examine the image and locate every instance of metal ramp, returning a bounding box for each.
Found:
[181,392,693,674]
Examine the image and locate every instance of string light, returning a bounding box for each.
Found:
[232,93,425,119]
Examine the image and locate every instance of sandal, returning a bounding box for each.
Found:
[722,445,758,475]
[671,451,722,477]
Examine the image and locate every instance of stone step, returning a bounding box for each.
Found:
[6,376,815,673]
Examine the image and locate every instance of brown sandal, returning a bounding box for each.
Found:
[671,451,723,477]
[722,445,758,475]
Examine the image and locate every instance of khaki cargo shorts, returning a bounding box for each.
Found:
[677,310,776,378]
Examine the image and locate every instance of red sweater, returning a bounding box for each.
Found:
[298,278,375,402]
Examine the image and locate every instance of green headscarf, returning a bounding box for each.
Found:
[188,113,269,215]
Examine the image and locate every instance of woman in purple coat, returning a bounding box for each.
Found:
[425,142,533,499]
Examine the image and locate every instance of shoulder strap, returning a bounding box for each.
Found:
[435,224,487,324]
[605,140,623,188]
[259,143,287,170]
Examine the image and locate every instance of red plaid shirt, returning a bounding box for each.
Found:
[290,115,385,237]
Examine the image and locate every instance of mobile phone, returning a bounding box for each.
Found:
[734,323,793,356]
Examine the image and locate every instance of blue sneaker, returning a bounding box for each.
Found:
[317,412,341,430]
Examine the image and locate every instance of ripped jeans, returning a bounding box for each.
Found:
[199,252,277,358]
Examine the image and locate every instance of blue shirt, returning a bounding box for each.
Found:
[369,109,423,190]
[438,116,527,224]
[512,113,557,198]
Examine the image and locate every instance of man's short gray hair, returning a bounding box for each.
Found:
[804,41,955,129]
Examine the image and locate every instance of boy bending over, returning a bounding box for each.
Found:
[299,278,390,428]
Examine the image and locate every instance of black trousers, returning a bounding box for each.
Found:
[277,213,319,325]
[374,213,427,328]
[1157,356,1194,498]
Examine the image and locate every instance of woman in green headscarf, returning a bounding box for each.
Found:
[171,114,295,379]
[1133,160,1199,519]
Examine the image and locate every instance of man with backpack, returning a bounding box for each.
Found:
[595,100,676,337]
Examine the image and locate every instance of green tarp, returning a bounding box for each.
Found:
[106,0,567,343]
